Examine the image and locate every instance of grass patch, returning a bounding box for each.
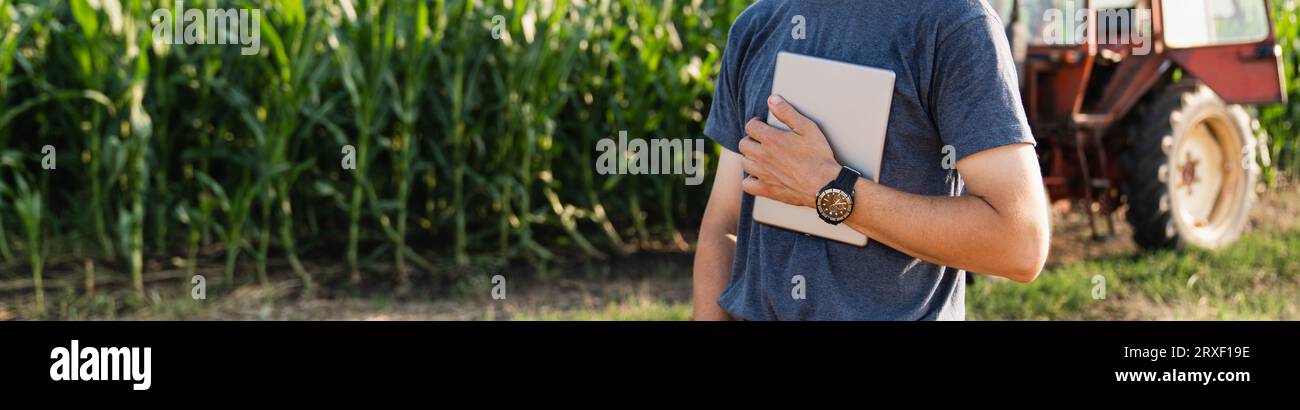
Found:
[970,228,1300,320]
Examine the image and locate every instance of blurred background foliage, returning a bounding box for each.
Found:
[0,0,1296,314]
[0,0,747,308]
[1261,0,1300,183]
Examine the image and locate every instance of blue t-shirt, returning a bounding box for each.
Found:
[703,0,1034,320]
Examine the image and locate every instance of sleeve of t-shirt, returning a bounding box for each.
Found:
[703,20,748,154]
[931,14,1035,161]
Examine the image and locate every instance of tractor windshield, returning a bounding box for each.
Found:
[1162,0,1272,48]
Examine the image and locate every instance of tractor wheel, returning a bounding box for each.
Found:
[1122,81,1259,250]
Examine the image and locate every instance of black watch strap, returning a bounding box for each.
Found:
[826,166,860,194]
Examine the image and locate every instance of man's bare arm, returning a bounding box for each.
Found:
[693,149,744,320]
[841,144,1050,282]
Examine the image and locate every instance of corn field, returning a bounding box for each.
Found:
[0,0,747,312]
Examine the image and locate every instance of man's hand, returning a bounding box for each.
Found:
[738,95,842,208]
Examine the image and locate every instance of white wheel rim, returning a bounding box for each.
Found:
[1169,114,1244,243]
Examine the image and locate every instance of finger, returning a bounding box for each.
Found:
[741,157,767,178]
[743,118,762,142]
[744,118,779,143]
[738,137,763,159]
[742,175,769,197]
[767,95,815,134]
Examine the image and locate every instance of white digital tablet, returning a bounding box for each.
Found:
[753,51,895,247]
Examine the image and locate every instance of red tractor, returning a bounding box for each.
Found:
[991,0,1286,249]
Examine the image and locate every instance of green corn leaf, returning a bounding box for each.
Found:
[69,0,98,39]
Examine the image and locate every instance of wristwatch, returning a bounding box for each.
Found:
[815,166,861,225]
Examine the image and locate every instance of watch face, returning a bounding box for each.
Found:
[817,189,853,222]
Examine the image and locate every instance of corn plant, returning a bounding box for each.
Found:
[494,0,599,261]
[176,200,206,278]
[0,0,18,263]
[0,155,15,267]
[63,0,122,263]
[247,0,327,291]
[124,10,154,298]
[330,0,394,283]
[5,169,45,314]
[421,0,482,266]
[370,0,435,289]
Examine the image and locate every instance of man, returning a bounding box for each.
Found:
[694,0,1050,320]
